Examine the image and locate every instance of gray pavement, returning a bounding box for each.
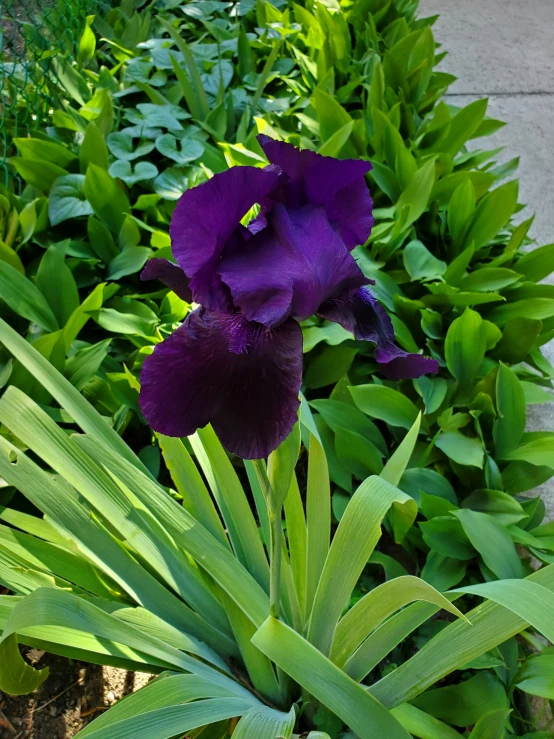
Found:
[419,0,554,516]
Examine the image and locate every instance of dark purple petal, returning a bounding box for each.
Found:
[139,309,302,459]
[169,165,282,310]
[318,286,439,380]
[140,258,192,302]
[217,204,368,328]
[258,135,374,249]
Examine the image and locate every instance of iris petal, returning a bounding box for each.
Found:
[218,204,368,328]
[258,135,374,249]
[318,286,439,379]
[169,165,282,310]
[139,308,303,459]
[141,258,192,302]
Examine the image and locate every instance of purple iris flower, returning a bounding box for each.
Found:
[139,136,438,459]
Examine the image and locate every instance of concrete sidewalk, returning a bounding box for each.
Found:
[419,0,554,515]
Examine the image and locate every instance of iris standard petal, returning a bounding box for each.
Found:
[139,308,303,459]
[140,258,192,302]
[258,135,374,249]
[217,204,369,328]
[318,286,439,380]
[169,165,282,310]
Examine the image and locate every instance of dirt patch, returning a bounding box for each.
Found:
[0,650,153,738]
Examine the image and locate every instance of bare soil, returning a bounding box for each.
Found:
[0,650,153,739]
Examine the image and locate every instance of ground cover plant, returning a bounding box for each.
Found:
[1,0,554,736]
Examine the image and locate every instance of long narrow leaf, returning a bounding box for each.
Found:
[331,576,466,667]
[252,617,410,739]
[308,476,417,655]
[369,564,554,708]
[305,434,330,617]
[0,317,148,474]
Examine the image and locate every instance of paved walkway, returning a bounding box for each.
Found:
[419,0,554,515]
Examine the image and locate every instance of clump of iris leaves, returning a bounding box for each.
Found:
[0,0,554,737]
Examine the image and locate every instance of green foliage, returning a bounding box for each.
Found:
[0,328,553,738]
[0,0,554,736]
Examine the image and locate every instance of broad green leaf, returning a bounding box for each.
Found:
[413,376,447,414]
[309,399,386,452]
[411,672,508,727]
[463,180,519,251]
[107,247,152,280]
[13,137,77,169]
[444,308,485,387]
[304,345,357,388]
[493,317,542,363]
[399,467,457,506]
[420,517,474,561]
[515,653,554,699]
[109,160,159,185]
[522,381,554,404]
[447,180,476,245]
[436,431,484,468]
[36,246,80,327]
[459,267,521,292]
[307,476,416,655]
[493,362,526,457]
[516,243,554,283]
[65,339,112,390]
[335,427,384,478]
[253,618,411,739]
[488,298,554,325]
[317,121,354,157]
[10,158,69,193]
[154,167,189,200]
[80,121,109,172]
[107,132,155,161]
[454,509,524,579]
[84,164,131,234]
[155,134,204,164]
[0,261,59,332]
[349,384,419,429]
[395,159,436,229]
[403,240,446,281]
[505,437,554,467]
[49,174,94,225]
[468,709,510,739]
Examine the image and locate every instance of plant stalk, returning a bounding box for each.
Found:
[251,459,282,619]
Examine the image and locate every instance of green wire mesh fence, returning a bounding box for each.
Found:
[0,0,108,187]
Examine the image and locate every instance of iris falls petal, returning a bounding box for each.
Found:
[139,309,303,459]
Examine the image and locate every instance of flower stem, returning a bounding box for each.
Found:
[252,459,282,618]
[268,510,282,619]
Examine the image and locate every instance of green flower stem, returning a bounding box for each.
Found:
[251,459,282,619]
